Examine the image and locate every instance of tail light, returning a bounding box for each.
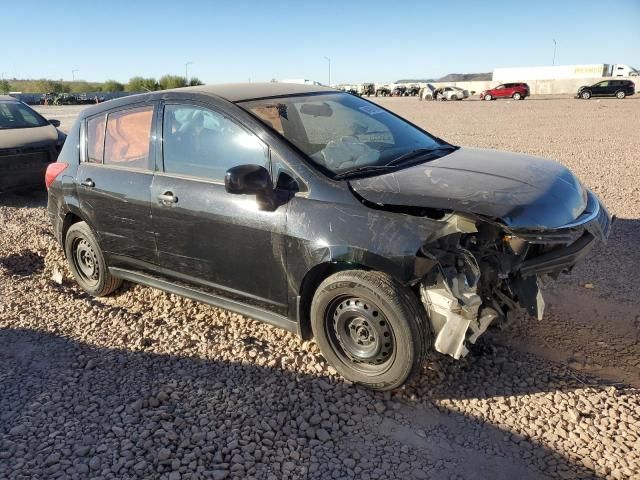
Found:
[45,162,68,189]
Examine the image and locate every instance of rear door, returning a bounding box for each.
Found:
[150,100,289,314]
[76,104,157,266]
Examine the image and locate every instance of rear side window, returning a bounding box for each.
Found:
[86,115,105,163]
[104,106,153,169]
[162,104,268,181]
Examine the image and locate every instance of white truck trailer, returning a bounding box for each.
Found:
[493,64,638,81]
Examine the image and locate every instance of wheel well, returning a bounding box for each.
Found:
[61,212,83,246]
[297,262,369,340]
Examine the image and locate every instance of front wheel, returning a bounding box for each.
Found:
[311,270,430,390]
[64,221,122,296]
[484,93,492,101]
[581,90,592,100]
[616,90,626,99]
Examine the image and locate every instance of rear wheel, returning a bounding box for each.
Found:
[484,93,493,101]
[64,221,122,296]
[311,270,430,390]
[581,90,592,100]
[616,90,626,99]
[512,92,522,100]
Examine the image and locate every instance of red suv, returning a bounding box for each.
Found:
[480,83,530,101]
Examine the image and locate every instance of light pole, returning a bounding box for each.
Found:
[0,72,6,80]
[552,39,557,66]
[324,56,331,86]
[185,61,193,85]
[72,69,78,81]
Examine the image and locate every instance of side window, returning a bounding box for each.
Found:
[598,81,609,87]
[86,115,106,163]
[104,106,153,170]
[162,104,268,181]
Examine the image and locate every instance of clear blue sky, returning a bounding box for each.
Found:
[2,0,639,84]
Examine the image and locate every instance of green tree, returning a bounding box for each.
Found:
[126,76,158,92]
[33,79,68,93]
[102,80,125,92]
[158,74,187,90]
[0,79,10,94]
[188,77,204,86]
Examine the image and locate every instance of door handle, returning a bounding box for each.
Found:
[81,178,95,188]
[157,192,178,204]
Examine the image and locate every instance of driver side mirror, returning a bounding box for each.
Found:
[49,119,61,127]
[225,164,273,195]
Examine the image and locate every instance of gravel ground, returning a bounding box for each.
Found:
[0,98,639,480]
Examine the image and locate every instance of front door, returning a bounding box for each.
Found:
[150,102,289,314]
[76,105,157,266]
[592,81,609,96]
[494,84,508,98]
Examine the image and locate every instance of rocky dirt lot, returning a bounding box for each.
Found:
[1,98,639,480]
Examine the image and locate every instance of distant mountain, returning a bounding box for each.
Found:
[396,73,491,83]
[435,72,492,82]
[396,78,436,83]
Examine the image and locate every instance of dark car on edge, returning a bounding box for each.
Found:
[576,80,635,99]
[46,83,611,390]
[0,95,65,192]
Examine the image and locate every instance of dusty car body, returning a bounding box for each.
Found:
[0,95,65,192]
[46,83,611,390]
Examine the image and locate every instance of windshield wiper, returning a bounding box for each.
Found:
[332,145,458,180]
[333,164,396,180]
[385,145,457,167]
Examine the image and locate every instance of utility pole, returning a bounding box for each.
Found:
[324,56,331,86]
[552,39,557,66]
[185,61,193,84]
[72,69,78,81]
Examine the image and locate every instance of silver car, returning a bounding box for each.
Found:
[437,86,469,101]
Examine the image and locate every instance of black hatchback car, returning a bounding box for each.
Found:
[576,80,635,99]
[0,95,65,192]
[47,83,611,390]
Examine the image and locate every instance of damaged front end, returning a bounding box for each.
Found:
[415,190,612,359]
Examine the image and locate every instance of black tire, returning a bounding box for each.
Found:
[581,90,591,100]
[311,270,430,390]
[484,93,492,101]
[64,221,121,296]
[512,92,522,100]
[616,90,626,99]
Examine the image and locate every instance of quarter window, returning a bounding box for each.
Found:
[86,115,106,163]
[103,106,153,169]
[162,104,268,181]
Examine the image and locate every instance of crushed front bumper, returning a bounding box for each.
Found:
[419,190,612,359]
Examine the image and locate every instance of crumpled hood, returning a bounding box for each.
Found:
[349,147,588,229]
[0,124,58,149]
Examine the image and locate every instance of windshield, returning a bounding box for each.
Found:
[239,92,448,177]
[0,101,49,129]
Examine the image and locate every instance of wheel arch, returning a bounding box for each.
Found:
[295,248,416,340]
[61,207,98,251]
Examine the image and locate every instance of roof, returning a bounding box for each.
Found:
[172,82,336,102]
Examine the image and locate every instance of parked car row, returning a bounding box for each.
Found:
[338,79,636,102]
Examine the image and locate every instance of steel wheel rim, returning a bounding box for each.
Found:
[72,238,100,286]
[325,296,395,373]
[514,93,521,100]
